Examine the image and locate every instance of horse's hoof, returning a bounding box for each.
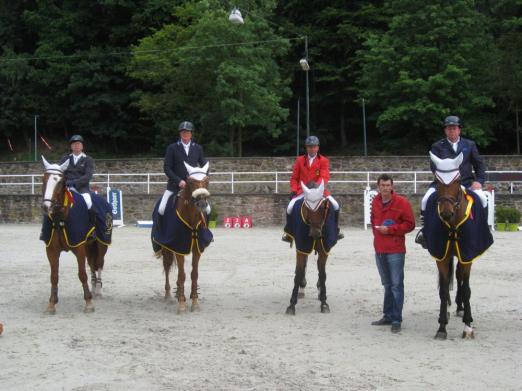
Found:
[191,302,200,312]
[45,307,56,315]
[462,331,475,339]
[286,306,296,315]
[298,291,305,299]
[456,310,464,318]
[177,303,187,314]
[434,331,447,340]
[84,305,95,313]
[164,293,172,300]
[320,303,330,313]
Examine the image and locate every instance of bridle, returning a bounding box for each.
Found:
[302,198,329,228]
[43,169,66,212]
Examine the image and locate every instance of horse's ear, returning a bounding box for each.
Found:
[59,159,70,172]
[201,161,210,174]
[301,181,309,194]
[429,151,442,168]
[42,155,52,171]
[184,161,195,175]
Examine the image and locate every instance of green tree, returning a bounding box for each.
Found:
[357,0,496,151]
[129,0,290,156]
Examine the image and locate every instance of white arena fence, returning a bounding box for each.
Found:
[0,170,521,196]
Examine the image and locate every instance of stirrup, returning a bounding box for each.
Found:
[281,234,293,247]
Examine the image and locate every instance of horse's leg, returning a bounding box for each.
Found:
[455,261,464,317]
[162,249,173,299]
[45,247,60,314]
[73,246,94,313]
[298,258,307,298]
[85,241,98,296]
[317,250,329,313]
[459,262,474,338]
[435,256,452,339]
[94,243,108,297]
[190,252,201,312]
[286,253,307,315]
[175,253,187,313]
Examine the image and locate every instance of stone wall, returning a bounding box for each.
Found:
[3,193,522,227]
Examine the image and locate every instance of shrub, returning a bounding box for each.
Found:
[495,206,521,224]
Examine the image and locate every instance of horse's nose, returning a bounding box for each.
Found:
[309,228,322,240]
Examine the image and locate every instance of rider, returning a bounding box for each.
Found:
[415,115,486,247]
[282,135,343,243]
[158,121,208,218]
[59,135,96,224]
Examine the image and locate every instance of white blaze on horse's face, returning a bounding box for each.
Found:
[41,156,70,211]
[301,180,325,211]
[184,161,210,198]
[430,151,463,185]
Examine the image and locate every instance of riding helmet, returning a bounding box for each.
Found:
[444,115,462,127]
[69,134,84,144]
[178,121,194,132]
[305,135,320,146]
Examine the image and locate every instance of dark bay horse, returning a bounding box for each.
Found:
[286,180,334,315]
[41,156,109,313]
[158,162,211,314]
[428,152,492,339]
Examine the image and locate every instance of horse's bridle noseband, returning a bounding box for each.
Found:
[303,198,329,226]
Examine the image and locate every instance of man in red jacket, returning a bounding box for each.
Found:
[370,174,415,333]
[282,135,343,242]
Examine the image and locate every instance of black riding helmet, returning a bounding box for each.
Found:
[69,134,84,144]
[444,115,462,127]
[178,121,194,132]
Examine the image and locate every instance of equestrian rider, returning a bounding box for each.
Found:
[282,135,343,243]
[416,115,487,247]
[158,121,208,218]
[59,134,96,223]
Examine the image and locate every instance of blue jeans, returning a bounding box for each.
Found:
[375,253,405,324]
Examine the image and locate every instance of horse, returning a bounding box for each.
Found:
[41,156,110,313]
[285,180,337,315]
[426,151,493,339]
[154,162,211,314]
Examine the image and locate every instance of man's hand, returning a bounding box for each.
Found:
[290,191,297,199]
[470,181,482,190]
[66,180,75,187]
[179,180,187,189]
[375,225,389,235]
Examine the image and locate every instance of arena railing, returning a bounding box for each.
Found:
[1,170,521,195]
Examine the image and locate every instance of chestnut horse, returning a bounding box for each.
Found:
[158,162,211,314]
[428,152,492,339]
[41,156,108,313]
[286,180,333,315]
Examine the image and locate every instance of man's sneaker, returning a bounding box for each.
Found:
[391,323,401,333]
[371,317,392,326]
[415,230,427,249]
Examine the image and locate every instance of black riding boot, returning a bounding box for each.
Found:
[282,213,293,245]
[414,211,427,249]
[334,209,344,240]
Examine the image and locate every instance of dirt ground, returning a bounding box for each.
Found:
[0,224,520,390]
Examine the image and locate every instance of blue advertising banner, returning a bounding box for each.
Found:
[107,188,124,226]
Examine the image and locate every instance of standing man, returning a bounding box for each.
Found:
[158,121,207,218]
[371,174,415,333]
[60,135,96,222]
[282,135,343,243]
[416,115,487,247]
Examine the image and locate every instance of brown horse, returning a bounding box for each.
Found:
[41,156,108,313]
[286,180,332,315]
[159,162,211,314]
[429,152,487,339]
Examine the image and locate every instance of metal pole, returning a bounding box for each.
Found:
[305,36,310,137]
[296,98,300,156]
[34,115,39,161]
[362,98,367,157]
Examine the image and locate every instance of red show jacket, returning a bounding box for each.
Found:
[290,154,331,196]
[370,192,415,253]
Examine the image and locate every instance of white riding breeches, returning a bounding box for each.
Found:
[159,189,211,215]
[158,190,174,215]
[81,193,92,209]
[287,194,340,215]
[421,186,487,211]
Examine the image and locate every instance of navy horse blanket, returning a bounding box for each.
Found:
[283,198,338,255]
[40,192,112,247]
[151,195,213,255]
[424,189,493,264]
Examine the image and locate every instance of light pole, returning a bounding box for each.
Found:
[229,8,310,137]
[34,115,39,161]
[361,98,367,157]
